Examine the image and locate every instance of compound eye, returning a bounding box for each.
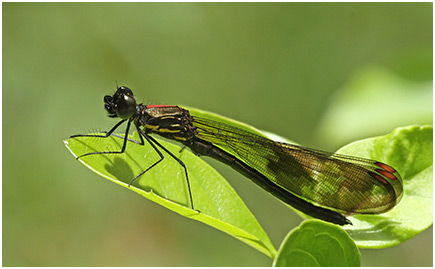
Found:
[103,95,116,117]
[104,95,113,103]
[116,94,136,119]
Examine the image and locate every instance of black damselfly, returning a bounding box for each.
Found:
[70,86,403,225]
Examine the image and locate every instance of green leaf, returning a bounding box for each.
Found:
[64,117,276,258]
[262,124,432,249]
[66,100,431,255]
[273,220,361,267]
[337,125,433,248]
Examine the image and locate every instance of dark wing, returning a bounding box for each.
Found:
[192,116,403,214]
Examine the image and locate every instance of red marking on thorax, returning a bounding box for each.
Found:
[146,105,178,108]
[375,162,396,173]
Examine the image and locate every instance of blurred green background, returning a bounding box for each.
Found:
[3,3,432,266]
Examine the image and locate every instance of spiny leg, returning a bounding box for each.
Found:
[70,119,126,139]
[137,128,195,211]
[127,127,165,187]
[71,119,132,159]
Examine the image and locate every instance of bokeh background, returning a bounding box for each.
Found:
[3,3,432,266]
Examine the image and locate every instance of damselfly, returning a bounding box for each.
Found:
[70,86,403,225]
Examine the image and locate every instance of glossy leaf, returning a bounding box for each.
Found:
[66,102,432,254]
[338,125,433,248]
[64,120,276,258]
[264,124,432,248]
[273,220,361,267]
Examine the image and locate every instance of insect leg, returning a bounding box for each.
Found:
[72,119,132,159]
[135,128,195,210]
[70,119,127,139]
[127,127,165,187]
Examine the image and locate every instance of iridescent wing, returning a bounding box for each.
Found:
[193,116,403,215]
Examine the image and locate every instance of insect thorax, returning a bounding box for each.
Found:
[137,104,197,142]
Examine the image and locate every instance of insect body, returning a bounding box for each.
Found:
[71,86,403,225]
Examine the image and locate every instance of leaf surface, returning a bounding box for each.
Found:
[65,110,277,258]
[273,220,361,267]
